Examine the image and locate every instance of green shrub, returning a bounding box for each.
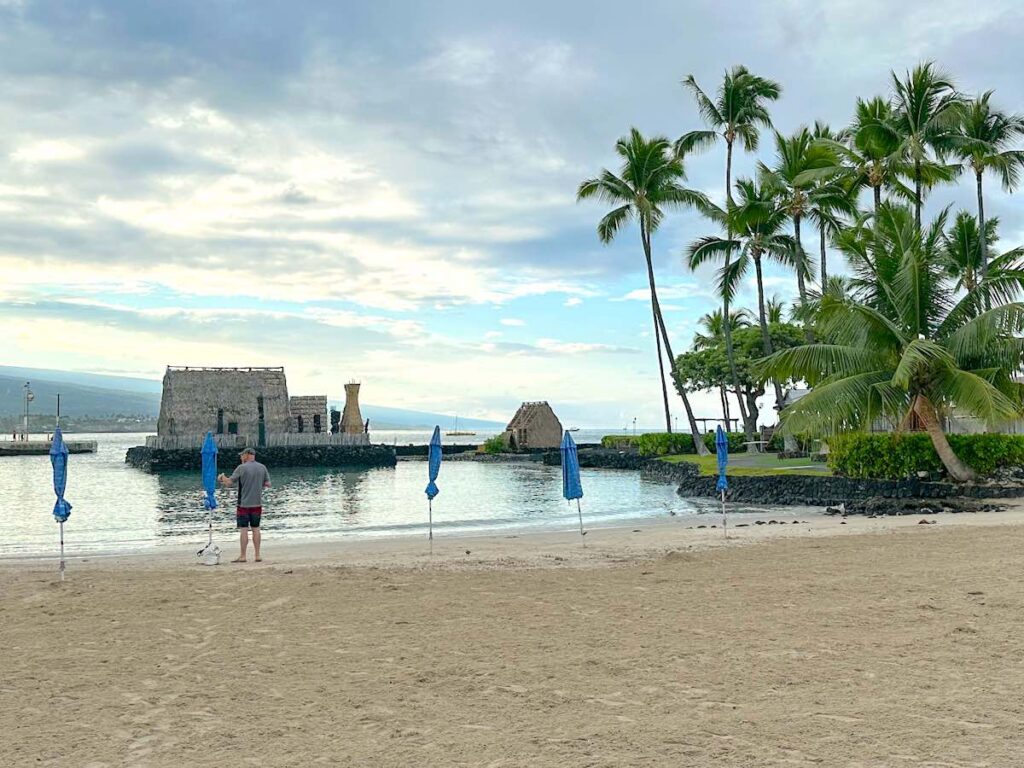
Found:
[600,435,640,449]
[482,435,508,454]
[827,432,1024,479]
[601,432,746,456]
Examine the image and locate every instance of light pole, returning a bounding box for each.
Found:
[23,382,34,441]
[632,417,637,436]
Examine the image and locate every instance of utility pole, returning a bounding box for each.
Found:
[23,382,34,441]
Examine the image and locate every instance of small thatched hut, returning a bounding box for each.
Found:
[503,401,563,450]
[289,396,328,433]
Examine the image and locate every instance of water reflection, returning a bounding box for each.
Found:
[0,433,806,557]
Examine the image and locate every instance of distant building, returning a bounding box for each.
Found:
[151,366,367,448]
[503,401,563,450]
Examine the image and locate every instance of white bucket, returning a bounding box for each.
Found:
[198,545,221,566]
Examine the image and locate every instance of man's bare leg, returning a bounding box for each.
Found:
[235,528,248,562]
[252,528,262,561]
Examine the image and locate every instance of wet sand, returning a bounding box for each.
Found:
[4,508,1024,766]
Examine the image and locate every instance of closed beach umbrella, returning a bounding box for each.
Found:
[560,431,586,542]
[49,427,72,581]
[425,426,442,542]
[198,431,220,563]
[715,425,729,538]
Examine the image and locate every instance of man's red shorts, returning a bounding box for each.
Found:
[236,506,262,528]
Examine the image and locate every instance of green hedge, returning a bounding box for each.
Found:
[827,432,1024,479]
[601,432,747,457]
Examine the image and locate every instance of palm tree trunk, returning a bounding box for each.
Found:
[643,229,709,455]
[914,395,977,482]
[976,169,988,283]
[652,303,672,433]
[721,139,753,442]
[719,385,730,427]
[641,227,673,432]
[914,158,922,233]
[754,253,787,422]
[819,224,828,287]
[794,214,813,342]
[873,184,881,215]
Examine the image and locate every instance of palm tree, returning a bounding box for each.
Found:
[805,123,858,286]
[676,66,781,441]
[891,63,962,231]
[578,128,710,453]
[760,128,853,326]
[762,203,1024,481]
[694,308,751,426]
[950,92,1024,280]
[941,212,1024,296]
[688,177,798,414]
[765,296,786,324]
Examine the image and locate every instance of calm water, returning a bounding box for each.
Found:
[0,432,794,557]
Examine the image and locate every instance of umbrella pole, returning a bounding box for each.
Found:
[428,499,433,553]
[59,521,65,581]
[576,499,585,547]
[721,489,727,540]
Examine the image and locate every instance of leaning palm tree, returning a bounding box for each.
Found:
[578,128,710,453]
[891,63,962,231]
[677,66,781,441]
[688,177,798,413]
[762,203,1024,482]
[950,91,1024,280]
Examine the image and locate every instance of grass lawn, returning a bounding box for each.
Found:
[660,453,832,477]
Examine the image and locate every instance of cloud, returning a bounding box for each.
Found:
[564,297,583,307]
[614,283,714,302]
[500,318,525,327]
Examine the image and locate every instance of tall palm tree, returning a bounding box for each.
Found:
[760,128,853,326]
[891,63,962,231]
[762,203,1024,481]
[688,177,798,414]
[578,128,710,453]
[694,308,751,426]
[941,212,1024,296]
[950,91,1024,280]
[805,123,858,286]
[676,66,781,440]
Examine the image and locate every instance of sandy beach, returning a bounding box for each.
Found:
[4,509,1024,767]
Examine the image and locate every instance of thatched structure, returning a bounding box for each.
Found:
[503,401,563,450]
[341,382,365,434]
[157,367,292,438]
[289,396,327,433]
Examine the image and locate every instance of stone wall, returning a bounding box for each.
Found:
[542,448,649,470]
[673,471,1023,507]
[126,443,396,472]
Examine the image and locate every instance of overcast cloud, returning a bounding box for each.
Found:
[2,0,1023,425]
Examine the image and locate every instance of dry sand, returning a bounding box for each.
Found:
[4,509,1024,766]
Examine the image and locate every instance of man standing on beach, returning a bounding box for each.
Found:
[218,448,271,563]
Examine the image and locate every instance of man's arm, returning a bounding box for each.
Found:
[219,466,241,487]
[263,467,271,489]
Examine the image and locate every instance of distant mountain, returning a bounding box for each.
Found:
[0,366,505,430]
[338,403,504,431]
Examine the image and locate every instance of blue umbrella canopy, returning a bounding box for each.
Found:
[425,425,442,501]
[561,430,583,501]
[715,425,729,493]
[201,431,218,510]
[49,427,72,523]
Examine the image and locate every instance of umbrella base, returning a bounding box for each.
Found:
[198,545,221,566]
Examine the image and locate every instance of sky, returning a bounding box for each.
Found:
[2,0,1023,428]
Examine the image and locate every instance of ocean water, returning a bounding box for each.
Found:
[0,432,800,557]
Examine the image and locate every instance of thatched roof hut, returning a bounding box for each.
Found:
[157,366,292,438]
[503,401,563,450]
[289,396,328,433]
